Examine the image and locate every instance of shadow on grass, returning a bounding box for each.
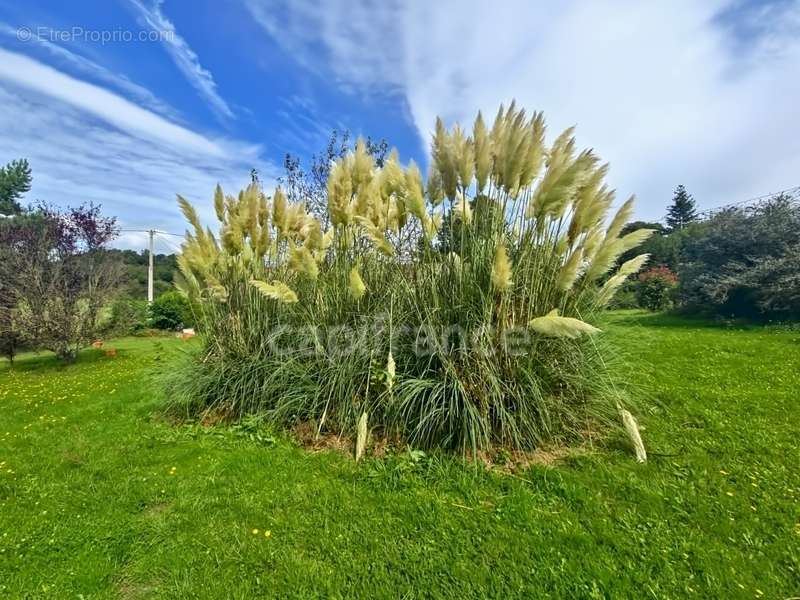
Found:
[0,346,116,374]
[603,309,769,331]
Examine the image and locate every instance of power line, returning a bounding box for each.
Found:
[120,228,183,237]
[116,228,185,303]
[155,232,183,253]
[696,184,800,217]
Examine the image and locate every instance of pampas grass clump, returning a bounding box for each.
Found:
[165,101,651,454]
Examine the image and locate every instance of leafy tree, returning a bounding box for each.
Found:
[635,266,678,311]
[0,211,38,363]
[0,204,124,362]
[0,158,32,216]
[149,290,194,330]
[104,297,149,336]
[621,221,666,236]
[0,280,21,363]
[106,248,178,299]
[665,184,698,231]
[618,220,692,272]
[679,194,799,318]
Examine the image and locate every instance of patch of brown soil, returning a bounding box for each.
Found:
[291,421,353,454]
[290,421,401,459]
[199,406,233,426]
[474,445,591,473]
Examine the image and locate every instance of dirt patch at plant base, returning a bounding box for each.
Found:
[291,419,591,471]
[473,445,591,472]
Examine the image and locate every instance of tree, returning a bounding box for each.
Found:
[665,184,698,231]
[0,204,124,362]
[149,290,194,330]
[678,194,800,318]
[0,211,38,363]
[635,266,678,311]
[0,158,32,216]
[0,275,21,363]
[105,248,178,299]
[617,220,686,271]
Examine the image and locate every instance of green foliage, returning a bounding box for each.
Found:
[0,204,123,362]
[0,312,22,363]
[665,184,698,231]
[149,290,194,330]
[618,220,684,271]
[679,194,800,319]
[606,282,639,309]
[106,249,178,299]
[0,158,31,215]
[1,317,799,597]
[635,266,678,311]
[0,268,21,364]
[104,297,149,335]
[168,103,652,453]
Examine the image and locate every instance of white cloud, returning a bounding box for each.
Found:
[128,0,235,121]
[247,0,800,219]
[0,48,225,155]
[0,22,177,119]
[0,52,276,249]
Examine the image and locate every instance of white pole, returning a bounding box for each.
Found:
[147,229,155,303]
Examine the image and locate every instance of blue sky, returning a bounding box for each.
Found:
[0,0,798,250]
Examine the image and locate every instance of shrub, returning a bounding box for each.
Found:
[0,310,22,363]
[618,221,686,272]
[607,282,639,310]
[165,102,651,453]
[149,291,194,330]
[679,195,799,319]
[636,266,678,311]
[105,297,149,335]
[0,278,22,363]
[0,205,123,362]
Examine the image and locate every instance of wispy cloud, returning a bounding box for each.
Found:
[245,0,403,95]
[274,95,344,157]
[0,49,275,247]
[128,0,235,121]
[0,22,178,119]
[247,0,800,219]
[0,48,222,154]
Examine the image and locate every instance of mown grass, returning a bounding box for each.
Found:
[1,312,798,598]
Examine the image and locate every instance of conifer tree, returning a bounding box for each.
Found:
[665,184,698,231]
[0,159,32,216]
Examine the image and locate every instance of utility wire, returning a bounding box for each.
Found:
[696,184,800,217]
[154,232,183,253]
[119,228,183,237]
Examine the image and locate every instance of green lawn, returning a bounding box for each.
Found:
[1,312,798,598]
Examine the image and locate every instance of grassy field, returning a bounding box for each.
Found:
[1,312,798,598]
